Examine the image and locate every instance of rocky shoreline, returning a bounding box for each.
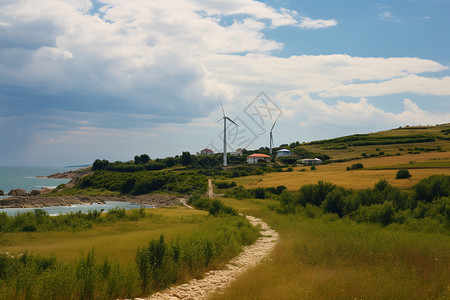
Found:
[0,167,186,209]
[0,194,183,209]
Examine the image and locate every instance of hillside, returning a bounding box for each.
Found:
[287,123,450,162]
[222,124,450,191]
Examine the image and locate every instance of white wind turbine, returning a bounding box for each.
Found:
[260,117,278,155]
[217,97,238,167]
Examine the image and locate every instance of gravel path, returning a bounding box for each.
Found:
[137,215,279,300]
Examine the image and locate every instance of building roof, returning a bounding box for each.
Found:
[248,153,271,158]
[277,149,292,152]
[201,148,213,152]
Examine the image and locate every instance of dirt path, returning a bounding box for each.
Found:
[208,178,214,197]
[179,197,193,209]
[137,215,279,300]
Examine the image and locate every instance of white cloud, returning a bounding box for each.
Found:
[379,11,393,20]
[320,75,450,97]
[278,95,450,137]
[298,17,337,29]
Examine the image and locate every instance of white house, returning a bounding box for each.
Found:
[276,149,293,157]
[230,148,243,156]
[199,148,214,155]
[301,158,322,165]
[247,153,271,164]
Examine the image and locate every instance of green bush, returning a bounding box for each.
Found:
[215,181,237,189]
[396,169,411,179]
[347,163,363,171]
[414,175,450,202]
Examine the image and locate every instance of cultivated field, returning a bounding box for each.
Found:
[231,151,450,191]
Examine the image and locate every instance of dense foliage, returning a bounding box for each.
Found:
[275,175,450,231]
[306,133,435,147]
[0,208,145,233]
[226,175,450,232]
[75,170,207,195]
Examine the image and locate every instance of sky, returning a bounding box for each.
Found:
[0,0,449,166]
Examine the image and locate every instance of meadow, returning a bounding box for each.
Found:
[0,207,208,263]
[226,151,450,191]
[0,202,259,299]
[210,196,450,300]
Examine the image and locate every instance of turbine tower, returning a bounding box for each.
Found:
[260,117,278,155]
[218,97,238,167]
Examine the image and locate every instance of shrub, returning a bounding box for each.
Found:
[279,157,298,165]
[347,163,363,171]
[414,175,450,202]
[396,169,411,179]
[215,181,237,189]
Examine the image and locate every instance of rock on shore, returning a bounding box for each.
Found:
[8,188,27,197]
[0,194,183,209]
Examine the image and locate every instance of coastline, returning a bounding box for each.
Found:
[0,194,184,209]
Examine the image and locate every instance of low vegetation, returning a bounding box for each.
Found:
[0,207,145,233]
[0,202,259,299]
[264,175,450,232]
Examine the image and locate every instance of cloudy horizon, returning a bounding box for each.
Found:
[1,0,449,166]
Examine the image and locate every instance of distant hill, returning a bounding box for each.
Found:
[284,123,450,162]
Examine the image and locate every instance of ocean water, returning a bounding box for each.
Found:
[1,201,149,216]
[0,166,152,216]
[0,166,72,196]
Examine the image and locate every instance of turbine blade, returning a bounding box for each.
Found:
[216,118,223,123]
[259,131,269,135]
[218,97,225,117]
[226,117,238,126]
[270,116,279,132]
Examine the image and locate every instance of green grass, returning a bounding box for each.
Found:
[212,197,450,300]
[0,207,208,263]
[0,206,259,299]
[291,123,450,162]
[369,160,450,170]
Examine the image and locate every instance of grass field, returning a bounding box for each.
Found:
[297,123,450,161]
[211,197,450,300]
[227,151,450,191]
[0,206,208,263]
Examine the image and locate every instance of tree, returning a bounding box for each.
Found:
[140,154,150,164]
[180,151,193,168]
[396,169,411,179]
[92,159,109,170]
[165,157,176,167]
[134,154,150,164]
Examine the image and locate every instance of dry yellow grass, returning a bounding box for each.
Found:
[1,206,208,263]
[235,152,450,191]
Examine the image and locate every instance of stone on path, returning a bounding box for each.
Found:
[135,215,279,300]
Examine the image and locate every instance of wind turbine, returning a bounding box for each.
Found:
[260,117,278,155]
[218,97,238,167]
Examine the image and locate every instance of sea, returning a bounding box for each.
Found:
[0,166,148,216]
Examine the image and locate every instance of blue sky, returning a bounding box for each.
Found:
[0,0,449,166]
